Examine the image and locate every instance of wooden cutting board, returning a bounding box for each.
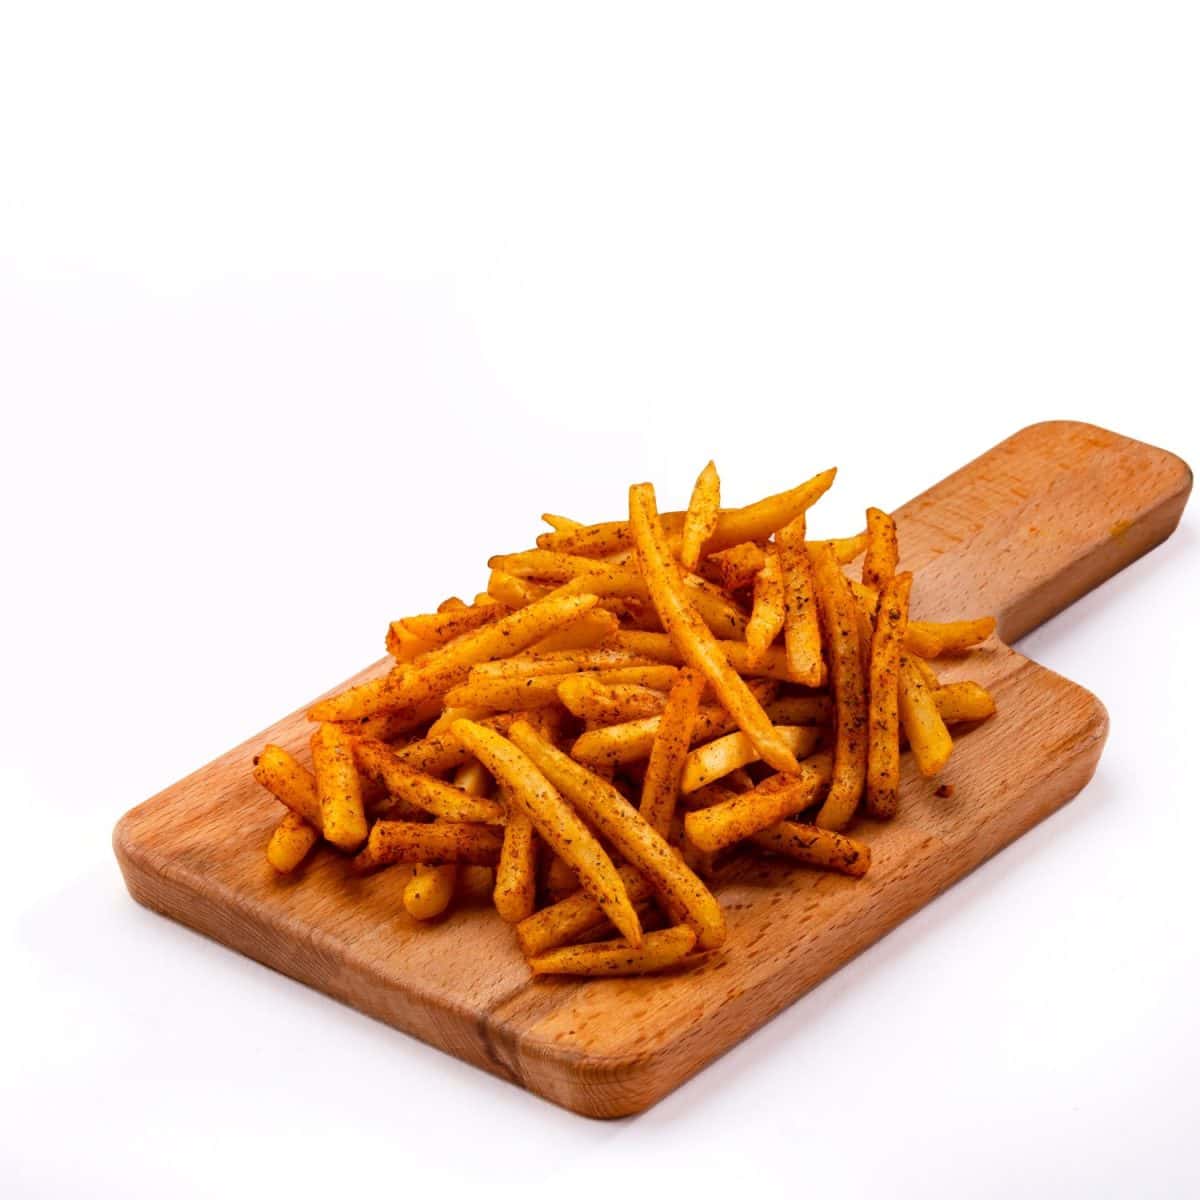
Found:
[114,421,1190,1118]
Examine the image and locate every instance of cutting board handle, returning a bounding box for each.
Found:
[896,421,1191,643]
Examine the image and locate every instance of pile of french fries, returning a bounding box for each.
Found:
[252,465,997,977]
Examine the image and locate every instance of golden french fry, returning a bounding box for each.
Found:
[639,666,706,838]
[404,863,457,920]
[810,544,868,831]
[385,624,433,661]
[508,721,726,950]
[812,531,869,564]
[685,752,833,853]
[745,546,785,667]
[469,648,660,680]
[445,675,574,711]
[529,608,620,653]
[907,617,997,656]
[556,677,666,723]
[516,866,653,957]
[310,592,601,722]
[542,513,582,532]
[701,541,767,591]
[899,654,954,777]
[355,820,503,870]
[266,810,320,873]
[629,482,802,775]
[311,723,368,850]
[335,706,435,743]
[680,460,721,570]
[487,570,550,608]
[777,513,825,687]
[866,572,913,819]
[353,739,506,823]
[528,925,697,976]
[751,820,871,876]
[392,602,509,647]
[493,803,537,923]
[934,681,997,724]
[253,744,322,827]
[681,725,823,794]
[909,654,941,691]
[602,629,795,681]
[862,507,899,592]
[451,719,642,947]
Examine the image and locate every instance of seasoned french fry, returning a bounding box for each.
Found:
[469,648,660,680]
[353,739,506,823]
[508,721,726,950]
[529,608,620,653]
[602,629,795,681]
[404,863,457,920]
[355,820,503,870]
[811,544,868,831]
[629,482,803,775]
[909,654,941,691]
[701,541,767,591]
[680,460,721,570]
[814,531,869,564]
[865,572,912,819]
[685,752,833,853]
[751,820,871,876]
[451,720,642,947]
[907,617,997,656]
[681,725,823,794]
[934,681,997,724]
[494,804,537,923]
[336,706,435,743]
[862,507,899,592]
[556,677,666,723]
[899,654,954,777]
[542,513,582,532]
[310,592,601,722]
[311,723,368,850]
[445,675,574,711]
[266,810,320,873]
[392,602,509,647]
[487,570,550,608]
[516,866,653,957]
[745,547,785,667]
[528,925,697,976]
[777,513,825,687]
[253,744,322,827]
[386,624,434,661]
[640,666,706,837]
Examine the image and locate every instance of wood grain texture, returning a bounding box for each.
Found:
[114,421,1190,1117]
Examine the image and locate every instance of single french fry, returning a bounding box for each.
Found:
[681,725,823,794]
[602,629,795,681]
[445,675,576,711]
[355,820,503,870]
[508,721,726,950]
[385,624,434,661]
[684,752,833,853]
[469,648,660,680]
[393,602,509,648]
[404,863,457,920]
[909,654,941,691]
[934,681,997,724]
[311,723,368,850]
[751,820,871,876]
[556,677,666,723]
[542,513,582,532]
[487,570,550,608]
[310,592,601,722]
[629,482,802,775]
[493,804,537,923]
[640,666,706,838]
[451,720,642,947]
[529,608,620,653]
[680,460,721,570]
[777,513,826,687]
[266,810,320,873]
[899,654,954,777]
[528,925,697,976]
[811,544,869,831]
[335,705,436,743]
[701,541,767,592]
[353,739,506,823]
[253,744,322,827]
[745,546,785,667]
[862,507,899,592]
[865,572,913,819]
[813,531,869,564]
[516,866,653,957]
[907,617,997,656]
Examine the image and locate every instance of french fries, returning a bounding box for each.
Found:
[250,458,998,977]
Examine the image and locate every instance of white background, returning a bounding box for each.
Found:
[3,4,1198,1197]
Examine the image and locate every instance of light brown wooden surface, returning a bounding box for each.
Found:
[113,421,1190,1118]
